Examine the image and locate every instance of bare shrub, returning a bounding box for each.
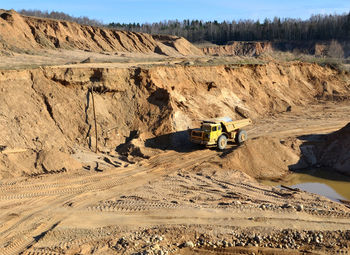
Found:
[328,40,344,58]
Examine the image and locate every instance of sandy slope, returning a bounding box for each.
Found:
[0,62,349,179]
[0,10,202,57]
[318,123,350,175]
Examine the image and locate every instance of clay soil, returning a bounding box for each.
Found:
[0,10,350,255]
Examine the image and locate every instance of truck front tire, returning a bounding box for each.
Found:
[217,135,228,150]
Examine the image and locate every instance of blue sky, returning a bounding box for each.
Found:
[1,0,349,23]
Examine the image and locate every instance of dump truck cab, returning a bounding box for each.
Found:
[199,122,222,146]
[190,117,252,150]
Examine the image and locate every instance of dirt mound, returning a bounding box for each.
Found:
[0,62,349,178]
[0,10,201,56]
[0,148,81,178]
[153,35,203,56]
[187,137,305,181]
[318,123,350,175]
[214,137,302,179]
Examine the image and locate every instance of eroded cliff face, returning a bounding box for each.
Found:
[318,123,350,175]
[0,62,349,178]
[0,10,202,56]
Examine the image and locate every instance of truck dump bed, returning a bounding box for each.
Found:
[223,118,252,133]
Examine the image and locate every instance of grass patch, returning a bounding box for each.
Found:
[305,57,349,74]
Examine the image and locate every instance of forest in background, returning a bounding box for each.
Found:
[109,13,350,44]
[19,9,350,45]
[18,9,103,26]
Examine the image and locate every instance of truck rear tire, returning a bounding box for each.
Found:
[217,135,228,150]
[236,130,247,144]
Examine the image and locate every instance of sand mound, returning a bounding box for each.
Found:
[37,150,82,173]
[197,123,350,180]
[153,35,203,56]
[0,10,201,56]
[218,137,302,179]
[0,149,81,178]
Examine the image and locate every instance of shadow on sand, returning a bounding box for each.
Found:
[288,132,350,182]
[282,131,350,202]
[145,129,240,155]
[145,130,201,152]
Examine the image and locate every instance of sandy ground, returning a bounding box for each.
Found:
[1,10,349,254]
[0,49,169,70]
[0,102,349,255]
[0,48,258,70]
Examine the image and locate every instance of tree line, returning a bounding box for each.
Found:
[18,9,103,26]
[109,13,350,44]
[18,10,350,45]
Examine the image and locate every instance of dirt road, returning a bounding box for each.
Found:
[0,102,349,255]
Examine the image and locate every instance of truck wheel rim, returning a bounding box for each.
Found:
[221,139,225,147]
[241,134,246,141]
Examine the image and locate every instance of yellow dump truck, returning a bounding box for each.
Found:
[190,117,252,150]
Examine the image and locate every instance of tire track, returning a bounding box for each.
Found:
[0,148,217,254]
[0,219,60,255]
[0,150,214,201]
[87,200,191,212]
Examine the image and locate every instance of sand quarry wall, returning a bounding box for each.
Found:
[317,123,350,175]
[0,10,202,56]
[0,62,349,178]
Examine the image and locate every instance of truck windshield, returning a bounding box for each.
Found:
[201,125,211,132]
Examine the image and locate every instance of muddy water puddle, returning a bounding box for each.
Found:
[262,168,350,201]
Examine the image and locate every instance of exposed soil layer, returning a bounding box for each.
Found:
[0,62,349,178]
[317,123,350,175]
[0,10,202,56]
[0,66,349,253]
